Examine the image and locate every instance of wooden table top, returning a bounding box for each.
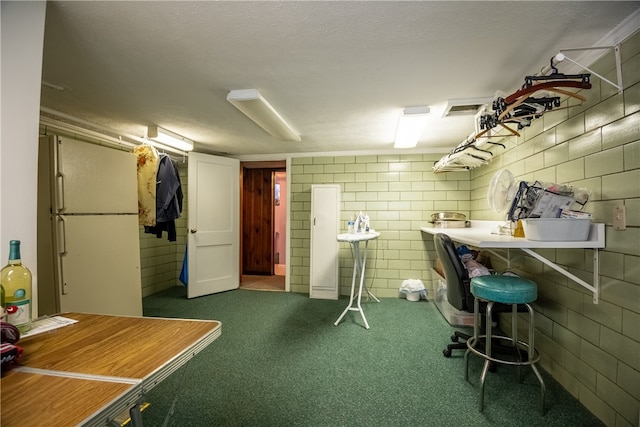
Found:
[1,370,139,427]
[16,313,221,379]
[1,313,222,427]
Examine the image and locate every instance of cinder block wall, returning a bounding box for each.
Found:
[139,160,187,297]
[468,31,640,426]
[288,154,470,297]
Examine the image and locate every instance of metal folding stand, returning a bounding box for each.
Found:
[334,232,380,329]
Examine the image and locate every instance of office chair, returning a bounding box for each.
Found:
[433,233,478,357]
[433,233,525,359]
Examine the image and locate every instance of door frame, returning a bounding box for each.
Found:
[239,159,289,291]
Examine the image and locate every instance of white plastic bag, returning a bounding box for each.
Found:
[399,279,427,301]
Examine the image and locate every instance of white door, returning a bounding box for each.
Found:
[310,185,340,299]
[187,152,239,298]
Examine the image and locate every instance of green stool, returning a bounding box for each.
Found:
[464,275,545,415]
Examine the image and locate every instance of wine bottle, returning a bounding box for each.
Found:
[0,283,5,320]
[1,240,32,333]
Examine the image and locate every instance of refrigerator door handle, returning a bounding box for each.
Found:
[54,137,66,213]
[56,216,67,256]
[56,172,65,212]
[55,215,68,295]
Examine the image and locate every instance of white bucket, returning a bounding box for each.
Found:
[406,291,421,302]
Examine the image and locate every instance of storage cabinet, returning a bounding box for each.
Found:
[309,185,340,299]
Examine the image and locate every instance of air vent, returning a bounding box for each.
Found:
[443,97,493,117]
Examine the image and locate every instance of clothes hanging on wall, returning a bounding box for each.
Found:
[144,153,183,241]
[133,144,158,226]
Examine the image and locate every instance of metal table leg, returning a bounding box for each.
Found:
[334,241,376,329]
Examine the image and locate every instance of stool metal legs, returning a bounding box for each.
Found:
[465,299,546,415]
[525,303,546,415]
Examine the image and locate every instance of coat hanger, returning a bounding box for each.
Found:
[498,95,561,121]
[523,69,590,86]
[504,79,591,104]
[498,89,585,125]
[475,121,520,140]
[134,140,160,160]
[545,87,587,102]
[449,151,488,167]
[451,141,494,160]
[484,141,506,149]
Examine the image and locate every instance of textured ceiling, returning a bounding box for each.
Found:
[40,1,640,157]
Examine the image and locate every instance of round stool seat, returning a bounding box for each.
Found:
[470,275,537,304]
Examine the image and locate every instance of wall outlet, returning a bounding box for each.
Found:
[613,205,626,230]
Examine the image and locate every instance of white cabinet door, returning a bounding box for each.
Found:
[310,185,340,299]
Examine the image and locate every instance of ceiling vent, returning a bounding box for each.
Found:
[443,97,493,117]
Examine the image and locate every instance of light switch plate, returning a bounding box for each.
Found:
[613,205,626,230]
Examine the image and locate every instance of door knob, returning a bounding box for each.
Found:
[190,228,197,233]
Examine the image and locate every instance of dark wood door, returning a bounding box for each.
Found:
[242,168,273,275]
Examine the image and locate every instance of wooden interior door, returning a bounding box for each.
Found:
[242,168,273,275]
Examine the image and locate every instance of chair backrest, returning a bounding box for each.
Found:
[433,233,472,312]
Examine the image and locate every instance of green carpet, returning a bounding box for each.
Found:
[141,287,603,426]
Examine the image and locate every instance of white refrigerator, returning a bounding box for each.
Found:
[37,135,142,317]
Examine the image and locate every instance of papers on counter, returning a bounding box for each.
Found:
[21,316,78,338]
[530,192,575,218]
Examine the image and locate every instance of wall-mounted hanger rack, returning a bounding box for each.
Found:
[433,44,623,173]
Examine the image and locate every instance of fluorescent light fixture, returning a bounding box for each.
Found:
[147,126,194,151]
[394,106,430,148]
[227,89,300,142]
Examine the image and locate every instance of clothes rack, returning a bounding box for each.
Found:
[432,45,621,173]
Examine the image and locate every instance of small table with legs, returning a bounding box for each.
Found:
[334,231,380,329]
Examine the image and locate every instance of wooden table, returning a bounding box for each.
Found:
[1,312,221,426]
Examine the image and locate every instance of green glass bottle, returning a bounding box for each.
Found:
[1,240,32,333]
[0,283,5,319]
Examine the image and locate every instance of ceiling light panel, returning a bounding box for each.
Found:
[227,89,300,142]
[394,106,430,149]
[147,126,194,151]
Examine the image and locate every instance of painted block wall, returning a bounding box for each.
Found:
[288,154,470,298]
[139,160,188,297]
[468,32,639,427]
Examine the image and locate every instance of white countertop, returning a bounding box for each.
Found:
[420,220,605,249]
[421,220,605,303]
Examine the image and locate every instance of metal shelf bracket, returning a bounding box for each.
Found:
[555,45,623,94]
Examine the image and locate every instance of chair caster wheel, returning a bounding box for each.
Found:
[443,349,452,358]
[451,335,459,342]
